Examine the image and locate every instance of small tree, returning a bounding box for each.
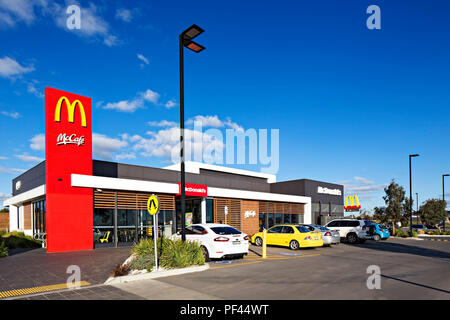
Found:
[420,199,447,230]
[383,180,407,226]
[373,206,387,223]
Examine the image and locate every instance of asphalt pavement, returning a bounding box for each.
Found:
[10,237,450,300]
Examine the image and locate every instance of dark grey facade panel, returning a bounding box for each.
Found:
[93,160,118,178]
[11,160,340,200]
[114,163,269,192]
[271,179,343,205]
[12,161,45,196]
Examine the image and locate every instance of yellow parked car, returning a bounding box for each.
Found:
[251,224,323,250]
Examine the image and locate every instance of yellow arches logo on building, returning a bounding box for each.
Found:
[344,195,361,210]
[54,96,87,127]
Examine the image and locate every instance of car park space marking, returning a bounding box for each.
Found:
[210,253,321,270]
[0,281,91,299]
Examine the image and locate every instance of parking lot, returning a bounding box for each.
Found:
[14,237,450,300]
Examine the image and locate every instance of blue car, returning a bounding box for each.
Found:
[366,223,390,241]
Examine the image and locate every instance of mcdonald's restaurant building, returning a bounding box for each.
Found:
[2,87,344,253]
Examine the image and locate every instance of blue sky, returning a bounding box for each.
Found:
[0,0,449,211]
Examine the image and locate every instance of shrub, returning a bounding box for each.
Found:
[111,263,130,277]
[159,238,205,269]
[0,240,8,258]
[394,230,408,238]
[128,254,155,272]
[1,232,41,249]
[409,230,418,238]
[130,237,205,271]
[131,238,154,256]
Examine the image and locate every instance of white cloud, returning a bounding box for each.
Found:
[93,133,128,160]
[14,153,43,162]
[103,89,161,113]
[187,115,223,128]
[1,110,20,119]
[148,120,178,127]
[354,176,375,185]
[0,192,11,204]
[342,176,387,195]
[30,133,45,151]
[0,0,47,27]
[137,53,149,68]
[165,99,177,109]
[0,56,34,78]
[120,133,143,143]
[0,166,25,174]
[186,115,244,132]
[103,98,144,113]
[115,153,136,161]
[224,117,244,132]
[115,8,132,22]
[0,156,8,160]
[141,89,160,104]
[26,81,43,98]
[133,127,224,163]
[50,2,118,47]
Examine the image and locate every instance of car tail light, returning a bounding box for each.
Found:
[243,235,249,240]
[304,236,312,240]
[325,232,331,236]
[214,236,229,242]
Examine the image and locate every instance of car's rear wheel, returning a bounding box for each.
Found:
[289,240,299,250]
[347,233,358,244]
[254,237,263,246]
[373,234,381,241]
[201,246,210,262]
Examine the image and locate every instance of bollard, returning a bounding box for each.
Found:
[262,228,267,259]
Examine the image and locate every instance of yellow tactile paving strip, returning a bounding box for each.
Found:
[0,281,91,299]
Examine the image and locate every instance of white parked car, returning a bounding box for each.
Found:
[170,223,249,261]
[323,219,369,244]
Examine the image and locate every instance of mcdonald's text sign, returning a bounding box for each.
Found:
[45,87,93,253]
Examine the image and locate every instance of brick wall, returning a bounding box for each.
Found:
[0,211,9,231]
[241,200,259,237]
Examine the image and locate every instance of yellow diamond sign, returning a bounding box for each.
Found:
[147,194,160,216]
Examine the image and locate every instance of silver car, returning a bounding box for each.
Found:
[299,224,340,246]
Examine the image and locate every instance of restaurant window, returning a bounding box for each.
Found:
[275,213,283,224]
[206,199,214,223]
[267,213,274,227]
[32,199,46,236]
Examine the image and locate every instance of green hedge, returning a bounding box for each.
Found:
[394,229,418,238]
[0,240,7,258]
[1,231,41,249]
[129,238,205,271]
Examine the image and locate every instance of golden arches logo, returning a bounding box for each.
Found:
[54,96,87,127]
[344,195,361,210]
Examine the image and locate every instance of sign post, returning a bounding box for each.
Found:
[147,194,160,270]
[224,206,228,225]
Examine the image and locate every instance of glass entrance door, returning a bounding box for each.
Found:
[175,198,202,232]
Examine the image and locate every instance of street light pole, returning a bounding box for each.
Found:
[179,33,186,241]
[178,25,205,242]
[443,174,449,232]
[409,154,419,233]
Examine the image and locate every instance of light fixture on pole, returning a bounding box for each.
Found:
[179,24,205,241]
[409,154,419,232]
